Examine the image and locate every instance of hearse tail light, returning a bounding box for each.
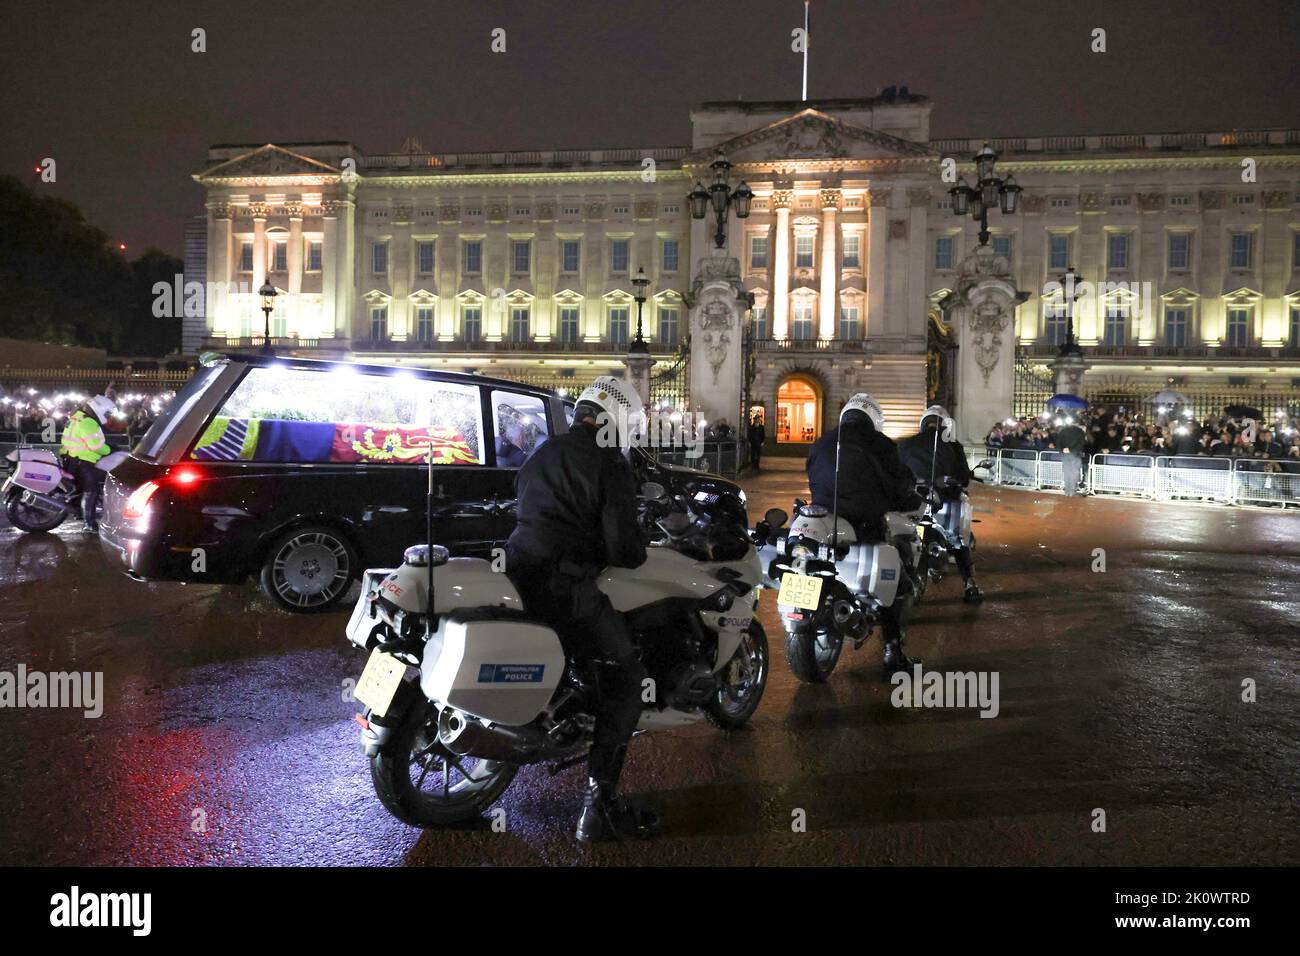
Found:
[169,466,202,487]
[123,481,161,519]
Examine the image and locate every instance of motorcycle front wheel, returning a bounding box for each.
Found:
[784,625,843,684]
[5,491,66,533]
[705,620,769,729]
[370,702,519,828]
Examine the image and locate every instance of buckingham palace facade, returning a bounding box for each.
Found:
[194,90,1300,444]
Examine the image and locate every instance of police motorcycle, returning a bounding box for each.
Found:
[3,446,128,534]
[344,444,768,828]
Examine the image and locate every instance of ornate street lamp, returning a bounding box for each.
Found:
[1057,264,1084,356]
[258,277,278,353]
[689,153,753,249]
[630,266,650,355]
[948,142,1021,247]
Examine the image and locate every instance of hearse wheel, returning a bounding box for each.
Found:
[260,524,357,613]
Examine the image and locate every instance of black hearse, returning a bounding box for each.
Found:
[99,353,744,612]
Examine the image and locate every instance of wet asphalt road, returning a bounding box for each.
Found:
[0,459,1296,866]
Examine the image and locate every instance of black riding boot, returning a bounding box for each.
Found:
[575,745,662,843]
[954,546,983,602]
[880,601,919,682]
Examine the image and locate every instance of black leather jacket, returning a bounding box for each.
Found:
[897,427,974,488]
[806,419,923,540]
[507,423,647,572]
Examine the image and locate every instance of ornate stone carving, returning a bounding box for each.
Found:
[819,189,840,209]
[888,219,908,240]
[1021,193,1046,214]
[1079,192,1103,212]
[696,298,735,385]
[586,201,605,220]
[392,204,414,223]
[438,203,460,221]
[771,114,848,159]
[969,299,1011,386]
[488,203,507,221]
[208,202,233,220]
[1199,189,1224,210]
[247,202,271,220]
[1262,189,1292,209]
[634,200,656,219]
[770,190,793,209]
[1137,192,1165,212]
[690,254,742,297]
[320,200,343,217]
[868,188,892,208]
[282,201,305,219]
[907,187,932,207]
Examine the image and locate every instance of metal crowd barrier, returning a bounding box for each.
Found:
[980,446,1300,508]
[0,429,132,462]
[648,439,744,478]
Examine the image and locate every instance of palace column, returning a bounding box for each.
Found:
[866,188,890,337]
[206,203,232,337]
[771,191,792,339]
[819,189,839,339]
[287,203,304,337]
[321,203,338,338]
[251,206,268,302]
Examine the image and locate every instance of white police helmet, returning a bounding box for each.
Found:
[840,393,885,431]
[87,395,116,425]
[574,375,644,449]
[920,404,954,432]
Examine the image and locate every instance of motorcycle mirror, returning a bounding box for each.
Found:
[640,481,667,502]
[764,507,788,529]
[978,458,994,470]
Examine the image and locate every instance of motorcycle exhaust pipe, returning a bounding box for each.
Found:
[7,487,70,515]
[437,709,545,762]
[831,598,867,639]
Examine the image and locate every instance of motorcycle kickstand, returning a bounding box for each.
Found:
[547,749,591,777]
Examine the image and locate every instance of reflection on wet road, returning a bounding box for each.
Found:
[0,459,1296,865]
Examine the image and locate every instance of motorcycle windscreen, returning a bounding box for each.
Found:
[420,614,565,726]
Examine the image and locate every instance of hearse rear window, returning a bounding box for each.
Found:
[491,390,549,468]
[191,366,485,465]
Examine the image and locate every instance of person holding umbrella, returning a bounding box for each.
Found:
[1048,394,1088,496]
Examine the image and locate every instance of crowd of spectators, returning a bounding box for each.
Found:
[0,386,166,440]
[987,405,1300,470]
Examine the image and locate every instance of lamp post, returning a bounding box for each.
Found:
[258,277,278,354]
[688,153,754,249]
[948,142,1021,248]
[1057,265,1084,357]
[630,266,650,355]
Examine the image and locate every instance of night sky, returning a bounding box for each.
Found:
[2,0,1296,257]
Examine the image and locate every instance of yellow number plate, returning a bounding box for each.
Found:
[354,649,407,719]
[777,572,824,611]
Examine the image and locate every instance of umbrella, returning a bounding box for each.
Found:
[1048,393,1088,411]
[1224,403,1263,420]
[1151,389,1188,406]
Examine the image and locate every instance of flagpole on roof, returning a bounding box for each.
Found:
[801,1,810,101]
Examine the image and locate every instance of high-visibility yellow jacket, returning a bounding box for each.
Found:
[61,411,109,463]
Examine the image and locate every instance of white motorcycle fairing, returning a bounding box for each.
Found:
[788,511,857,545]
[934,494,974,549]
[6,448,66,495]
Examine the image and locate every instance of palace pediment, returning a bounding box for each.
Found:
[197,145,343,182]
[685,109,934,167]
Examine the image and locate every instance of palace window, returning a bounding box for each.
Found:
[1226,308,1249,347]
[370,306,388,341]
[1229,233,1253,270]
[1170,194,1191,207]
[609,306,629,346]
[372,242,388,275]
[1291,307,1300,348]
[1168,233,1191,270]
[1049,197,1072,209]
[1048,234,1070,270]
[612,204,630,216]
[1165,308,1188,347]
[271,240,287,273]
[992,235,1013,259]
[658,307,679,347]
[1232,194,1254,205]
[791,303,815,341]
[842,234,861,268]
[662,239,679,273]
[795,235,814,268]
[417,240,435,275]
[511,240,531,275]
[561,240,580,273]
[750,235,768,269]
[239,242,254,272]
[751,306,768,340]
[462,306,482,342]
[509,305,530,343]
[1109,196,1131,208]
[464,240,482,274]
[414,306,435,343]
[839,306,860,340]
[558,306,580,344]
[1045,302,1069,346]
[935,236,954,270]
[306,240,322,272]
[610,239,630,273]
[1103,306,1126,346]
[1107,233,1129,270]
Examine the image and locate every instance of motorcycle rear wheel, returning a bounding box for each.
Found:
[784,626,843,684]
[5,492,66,533]
[370,703,519,827]
[705,621,769,729]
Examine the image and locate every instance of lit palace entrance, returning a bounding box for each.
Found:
[776,377,820,444]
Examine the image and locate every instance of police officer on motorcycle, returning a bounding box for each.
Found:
[505,375,661,843]
[806,394,925,680]
[897,405,984,603]
[60,395,115,533]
